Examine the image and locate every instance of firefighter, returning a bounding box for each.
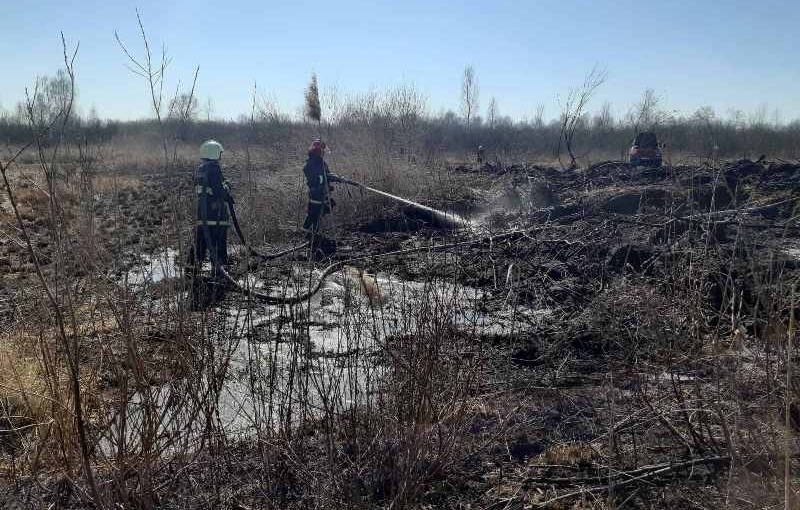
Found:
[194,139,233,272]
[477,145,486,164]
[301,139,342,238]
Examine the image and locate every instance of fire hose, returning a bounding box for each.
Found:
[218,229,528,305]
[228,202,309,261]
[226,176,468,262]
[200,179,480,305]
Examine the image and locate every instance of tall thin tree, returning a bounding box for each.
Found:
[487,97,498,129]
[460,65,479,130]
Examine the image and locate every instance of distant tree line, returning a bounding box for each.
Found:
[2,68,799,162]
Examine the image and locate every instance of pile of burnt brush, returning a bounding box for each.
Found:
[443,158,800,508]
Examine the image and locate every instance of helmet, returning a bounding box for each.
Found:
[309,139,327,155]
[200,140,224,160]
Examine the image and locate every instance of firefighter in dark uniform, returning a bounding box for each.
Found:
[301,139,342,238]
[194,139,233,272]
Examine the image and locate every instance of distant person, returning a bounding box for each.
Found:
[301,139,342,238]
[477,145,486,164]
[193,139,233,273]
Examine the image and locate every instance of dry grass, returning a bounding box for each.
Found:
[541,443,599,466]
[0,334,50,427]
[1,324,106,475]
[337,265,387,307]
[11,187,50,220]
[92,174,143,193]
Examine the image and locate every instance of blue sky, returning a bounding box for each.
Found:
[2,0,798,123]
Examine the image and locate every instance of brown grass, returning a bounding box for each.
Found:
[541,443,599,466]
[0,334,50,426]
[1,325,106,473]
[92,173,143,193]
[12,187,50,219]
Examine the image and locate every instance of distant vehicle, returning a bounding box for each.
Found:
[629,132,662,167]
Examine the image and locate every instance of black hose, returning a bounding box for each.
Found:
[220,228,528,305]
[218,262,343,305]
[228,201,310,261]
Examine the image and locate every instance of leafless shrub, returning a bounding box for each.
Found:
[0,33,106,507]
[383,83,427,160]
[487,97,498,129]
[557,66,607,169]
[628,88,666,134]
[533,103,545,128]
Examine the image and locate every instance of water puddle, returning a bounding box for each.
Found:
[109,252,548,449]
[123,248,180,286]
[213,264,548,431]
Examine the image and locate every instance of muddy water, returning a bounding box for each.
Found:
[123,248,180,286]
[114,251,548,446]
[216,262,548,433]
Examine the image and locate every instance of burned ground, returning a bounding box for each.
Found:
[2,154,800,508]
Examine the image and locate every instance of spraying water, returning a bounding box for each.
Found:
[342,179,472,230]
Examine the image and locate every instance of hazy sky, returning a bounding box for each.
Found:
[2,0,798,123]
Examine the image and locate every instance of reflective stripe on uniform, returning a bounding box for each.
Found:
[195,185,214,195]
[197,220,230,226]
[308,199,324,204]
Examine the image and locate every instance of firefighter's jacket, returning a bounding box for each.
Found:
[303,153,340,204]
[195,159,232,227]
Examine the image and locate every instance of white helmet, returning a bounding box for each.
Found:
[200,140,224,160]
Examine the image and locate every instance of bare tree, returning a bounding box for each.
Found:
[557,66,607,169]
[629,88,662,134]
[693,105,718,158]
[22,69,75,134]
[750,103,768,128]
[204,96,215,121]
[487,97,498,129]
[166,88,199,142]
[533,103,545,128]
[321,84,345,128]
[168,92,199,121]
[384,83,428,158]
[116,9,199,164]
[594,101,614,129]
[339,90,380,126]
[460,65,479,129]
